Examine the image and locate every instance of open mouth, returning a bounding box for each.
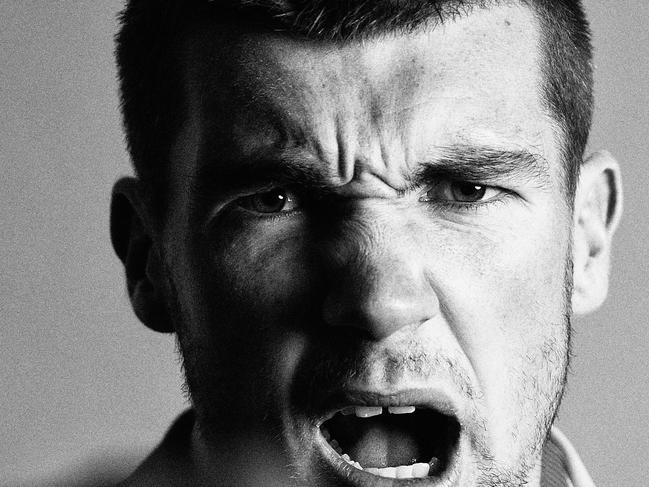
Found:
[319,405,461,480]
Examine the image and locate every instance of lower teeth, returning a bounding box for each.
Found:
[357,462,430,479]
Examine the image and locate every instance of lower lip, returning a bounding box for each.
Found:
[314,427,463,486]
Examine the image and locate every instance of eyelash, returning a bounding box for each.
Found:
[426,192,514,214]
[419,184,513,213]
[243,208,302,223]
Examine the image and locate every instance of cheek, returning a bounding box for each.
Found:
[198,218,318,325]
[177,219,317,406]
[423,211,570,358]
[430,211,570,326]
[428,213,570,414]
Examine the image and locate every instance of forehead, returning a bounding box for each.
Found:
[175,4,559,189]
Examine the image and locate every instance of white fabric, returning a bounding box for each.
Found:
[550,427,596,487]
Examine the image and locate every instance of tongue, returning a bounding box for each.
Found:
[346,421,422,468]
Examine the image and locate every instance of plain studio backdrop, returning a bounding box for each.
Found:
[1,2,647,485]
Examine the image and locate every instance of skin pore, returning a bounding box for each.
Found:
[113,2,622,486]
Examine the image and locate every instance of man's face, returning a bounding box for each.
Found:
[163,4,572,486]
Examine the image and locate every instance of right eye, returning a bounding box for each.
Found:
[235,188,302,214]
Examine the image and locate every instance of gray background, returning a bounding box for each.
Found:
[1,1,647,485]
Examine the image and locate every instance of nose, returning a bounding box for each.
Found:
[320,214,439,341]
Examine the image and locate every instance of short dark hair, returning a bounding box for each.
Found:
[115,0,592,207]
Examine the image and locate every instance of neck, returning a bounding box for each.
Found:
[191,422,294,487]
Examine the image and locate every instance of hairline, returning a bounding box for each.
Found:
[124,0,586,221]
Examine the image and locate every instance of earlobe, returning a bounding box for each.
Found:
[571,151,623,315]
[110,177,174,333]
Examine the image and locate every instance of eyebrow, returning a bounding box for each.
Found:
[409,145,551,190]
[191,144,551,199]
[190,148,338,199]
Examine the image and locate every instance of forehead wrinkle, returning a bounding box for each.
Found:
[197,76,348,186]
[241,75,352,184]
[226,32,434,186]
[186,29,343,168]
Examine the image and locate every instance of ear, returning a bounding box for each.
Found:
[571,151,623,315]
[110,177,174,333]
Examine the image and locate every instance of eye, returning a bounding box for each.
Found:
[422,180,504,204]
[236,188,301,214]
[447,181,487,202]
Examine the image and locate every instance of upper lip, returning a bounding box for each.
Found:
[314,387,466,426]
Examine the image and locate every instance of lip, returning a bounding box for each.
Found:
[311,388,466,486]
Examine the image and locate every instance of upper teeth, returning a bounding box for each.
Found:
[354,406,383,418]
[387,406,416,414]
[344,405,417,418]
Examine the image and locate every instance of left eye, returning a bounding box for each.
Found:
[423,180,503,203]
[236,188,301,214]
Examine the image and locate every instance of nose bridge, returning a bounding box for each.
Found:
[321,206,439,340]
